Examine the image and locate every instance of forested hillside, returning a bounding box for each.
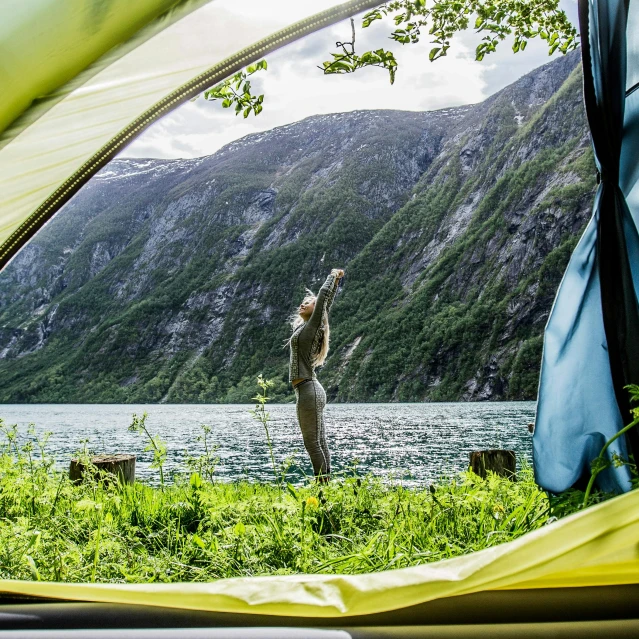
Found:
[0,50,595,403]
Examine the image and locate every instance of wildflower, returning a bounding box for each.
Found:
[306,496,319,509]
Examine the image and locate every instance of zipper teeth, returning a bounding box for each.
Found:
[1,0,381,267]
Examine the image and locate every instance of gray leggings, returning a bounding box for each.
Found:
[294,379,330,477]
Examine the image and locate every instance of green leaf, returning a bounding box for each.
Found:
[192,534,206,549]
[26,530,41,551]
[362,9,382,28]
[190,472,202,489]
[287,483,298,500]
[327,60,354,73]
[233,521,246,536]
[76,499,101,511]
[25,555,41,581]
[429,47,441,61]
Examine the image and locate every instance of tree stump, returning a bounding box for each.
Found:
[69,454,135,485]
[469,450,516,480]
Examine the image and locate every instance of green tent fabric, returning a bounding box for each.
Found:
[1,0,638,624]
[0,0,199,137]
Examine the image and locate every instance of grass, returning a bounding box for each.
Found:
[0,416,605,584]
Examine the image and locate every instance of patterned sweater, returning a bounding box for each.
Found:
[289,272,340,383]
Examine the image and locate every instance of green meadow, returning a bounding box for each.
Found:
[0,413,600,584]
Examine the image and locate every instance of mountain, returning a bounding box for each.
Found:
[0,50,595,403]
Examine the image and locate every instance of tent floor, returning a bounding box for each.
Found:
[1,584,638,636]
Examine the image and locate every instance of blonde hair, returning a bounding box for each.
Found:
[285,287,331,367]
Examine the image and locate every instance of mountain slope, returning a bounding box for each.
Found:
[0,51,594,403]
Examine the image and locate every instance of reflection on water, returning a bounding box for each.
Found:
[0,403,535,486]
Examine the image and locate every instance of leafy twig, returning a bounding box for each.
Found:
[583,385,639,508]
[249,375,278,485]
[185,424,220,483]
[201,60,268,118]
[128,412,167,490]
[319,18,399,84]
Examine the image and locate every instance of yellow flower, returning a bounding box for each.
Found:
[306,496,319,508]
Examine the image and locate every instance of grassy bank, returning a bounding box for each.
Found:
[0,416,599,584]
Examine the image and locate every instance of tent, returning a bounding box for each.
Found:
[1,0,638,634]
[534,0,639,496]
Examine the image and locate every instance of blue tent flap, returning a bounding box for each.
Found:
[534,0,639,494]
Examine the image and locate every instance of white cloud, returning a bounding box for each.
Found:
[121,0,579,160]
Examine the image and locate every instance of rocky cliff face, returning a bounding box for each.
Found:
[0,50,595,403]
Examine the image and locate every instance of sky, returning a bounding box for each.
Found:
[121,0,579,160]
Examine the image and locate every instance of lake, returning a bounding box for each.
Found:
[0,403,535,486]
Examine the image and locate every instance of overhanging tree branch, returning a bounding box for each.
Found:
[200,0,578,113]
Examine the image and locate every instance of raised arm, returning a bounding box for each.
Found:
[306,269,342,331]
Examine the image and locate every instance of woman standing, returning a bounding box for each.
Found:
[288,268,344,482]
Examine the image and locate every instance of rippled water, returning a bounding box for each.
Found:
[0,403,535,485]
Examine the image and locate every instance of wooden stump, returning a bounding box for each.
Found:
[469,450,516,480]
[69,454,135,485]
